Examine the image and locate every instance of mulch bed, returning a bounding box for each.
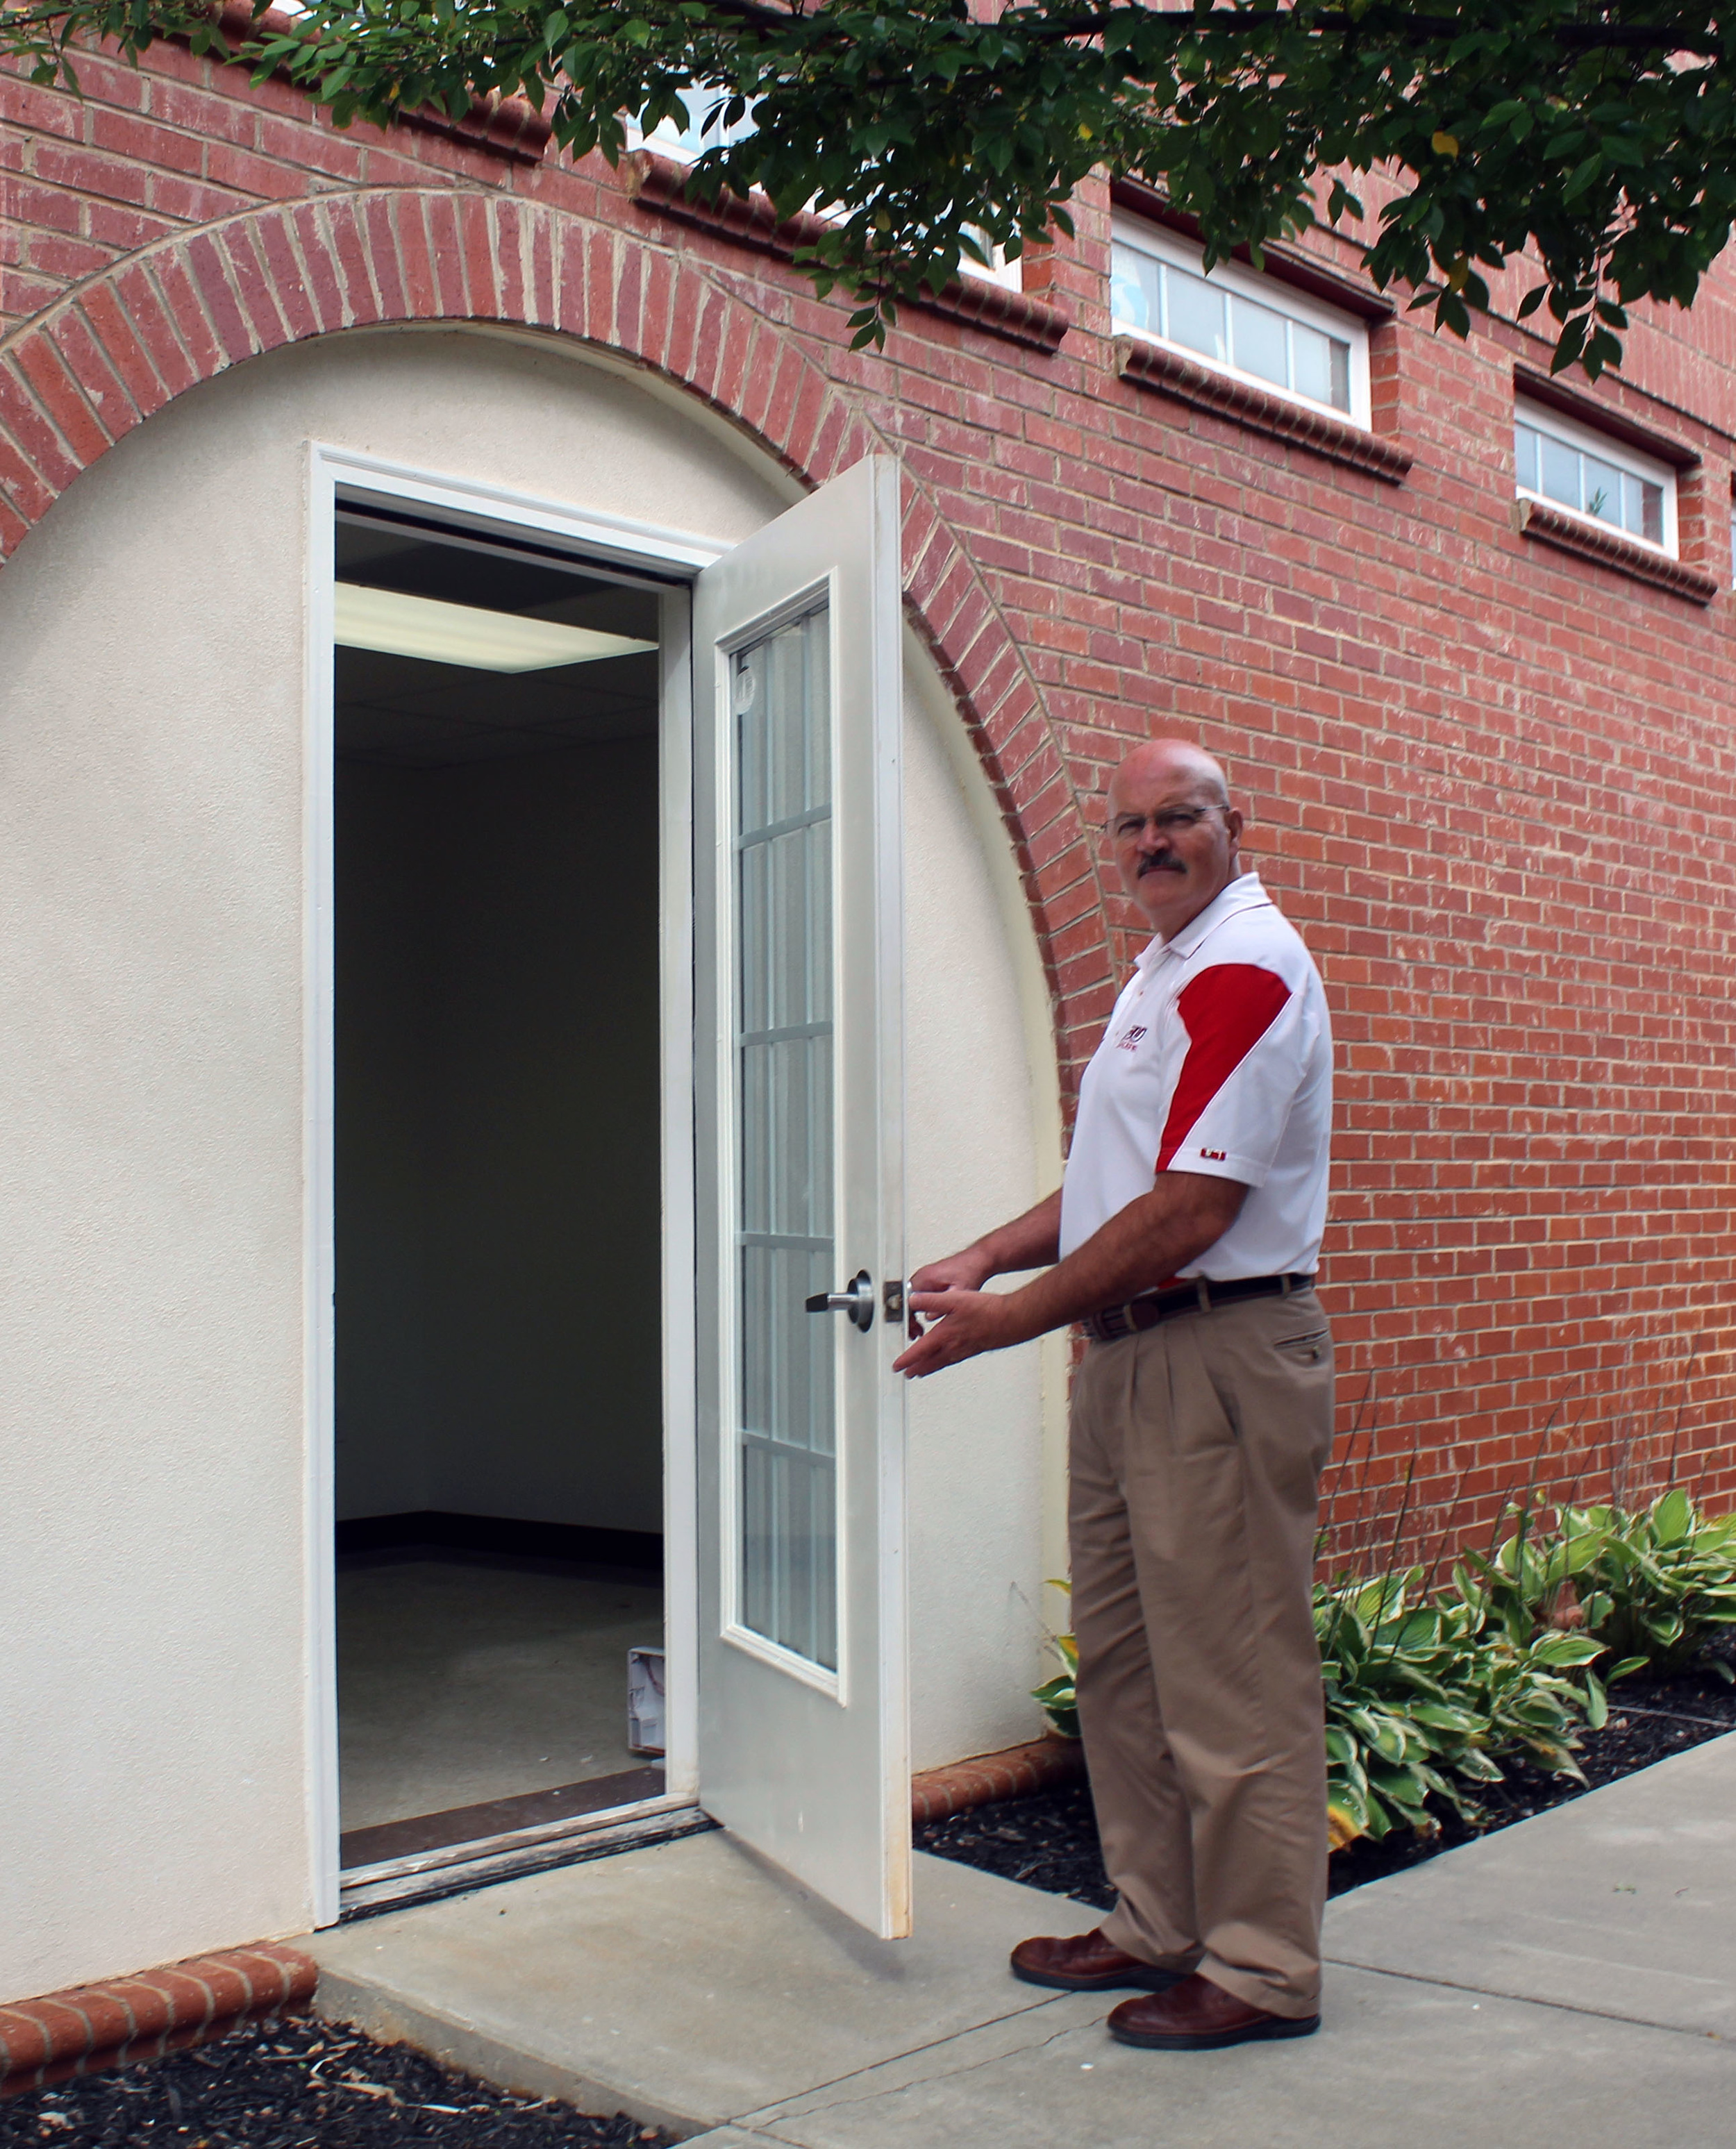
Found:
[0,2016,672,2149]
[916,1647,1736,1909]
[8,1655,1731,2142]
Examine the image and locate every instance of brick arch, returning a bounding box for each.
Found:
[0,183,1109,1074]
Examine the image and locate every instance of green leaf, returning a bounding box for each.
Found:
[1561,153,1603,202]
[1409,1703,1482,1732]
[1529,1633,1607,1668]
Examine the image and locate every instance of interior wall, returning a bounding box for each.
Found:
[333,760,435,1519]
[0,326,791,2003]
[335,740,664,1535]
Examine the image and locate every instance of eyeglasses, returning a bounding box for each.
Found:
[1110,805,1221,842]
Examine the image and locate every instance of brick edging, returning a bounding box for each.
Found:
[910,1734,1087,1825]
[625,150,1073,353]
[0,1945,317,2100]
[1512,496,1722,603]
[1114,333,1414,484]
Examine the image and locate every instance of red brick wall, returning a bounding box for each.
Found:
[5,29,1735,1564]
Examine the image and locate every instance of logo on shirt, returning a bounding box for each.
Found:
[1115,1025,1148,1052]
[1199,1146,1227,1161]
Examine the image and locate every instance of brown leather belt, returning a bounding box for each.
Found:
[1082,1273,1316,1344]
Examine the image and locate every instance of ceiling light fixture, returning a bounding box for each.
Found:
[334,583,656,674]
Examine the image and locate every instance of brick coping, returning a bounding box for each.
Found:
[625,150,1073,354]
[0,1945,317,2100]
[1114,333,1414,484]
[910,1733,1087,1825]
[1513,495,1723,603]
[0,1746,1074,2093]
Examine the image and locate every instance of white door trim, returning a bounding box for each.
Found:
[302,442,710,1922]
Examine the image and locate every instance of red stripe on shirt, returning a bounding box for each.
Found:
[1155,964,1293,1170]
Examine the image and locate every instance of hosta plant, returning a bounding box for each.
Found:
[1031,1566,1605,1846]
[1032,1580,1079,1741]
[1469,1491,1736,1682]
[1316,1568,1605,1848]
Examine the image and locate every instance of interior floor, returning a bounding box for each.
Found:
[336,1553,664,1834]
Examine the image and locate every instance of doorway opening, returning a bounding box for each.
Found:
[330,505,669,1874]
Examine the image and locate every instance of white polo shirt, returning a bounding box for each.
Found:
[1058,872,1332,1280]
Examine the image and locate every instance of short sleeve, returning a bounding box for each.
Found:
[1156,962,1304,1186]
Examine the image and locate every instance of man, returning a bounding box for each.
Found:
[893,738,1334,2051]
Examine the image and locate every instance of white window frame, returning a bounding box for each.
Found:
[627,83,761,164]
[1110,214,1371,428]
[629,90,1021,291]
[1514,396,1679,558]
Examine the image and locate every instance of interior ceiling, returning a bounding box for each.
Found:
[334,515,662,769]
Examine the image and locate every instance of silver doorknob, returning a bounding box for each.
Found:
[805,1270,875,1332]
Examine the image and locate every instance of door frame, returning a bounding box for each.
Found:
[303,443,726,1925]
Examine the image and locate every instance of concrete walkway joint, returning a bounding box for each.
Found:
[306,1734,1736,2148]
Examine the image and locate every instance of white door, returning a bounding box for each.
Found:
[692,454,910,1938]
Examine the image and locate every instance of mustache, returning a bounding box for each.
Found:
[1137,855,1186,876]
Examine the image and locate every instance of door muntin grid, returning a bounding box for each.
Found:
[732,605,837,1673]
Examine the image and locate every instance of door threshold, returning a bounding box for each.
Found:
[340,1764,667,1868]
[338,1794,711,1921]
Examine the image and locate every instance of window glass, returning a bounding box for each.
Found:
[637,90,1018,288]
[1167,272,1228,365]
[1110,249,1160,334]
[639,83,760,160]
[1539,430,1579,508]
[1582,455,1624,526]
[1514,414,1668,549]
[1230,294,1287,389]
[1291,321,1335,408]
[1111,233,1355,415]
[733,608,837,1672]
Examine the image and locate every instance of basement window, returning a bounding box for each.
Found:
[1514,399,1674,554]
[1110,216,1369,425]
[631,88,1021,290]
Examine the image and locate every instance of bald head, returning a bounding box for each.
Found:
[1105,737,1244,940]
[1107,739,1230,818]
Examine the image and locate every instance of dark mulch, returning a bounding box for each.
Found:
[0,2015,672,2149]
[916,1645,1736,1911]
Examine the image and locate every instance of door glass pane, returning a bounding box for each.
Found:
[733,606,837,1671]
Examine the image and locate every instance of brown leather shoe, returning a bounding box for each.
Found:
[1107,1973,1319,2050]
[1010,1929,1183,1993]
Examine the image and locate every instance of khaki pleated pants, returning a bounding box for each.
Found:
[1069,1287,1335,2018]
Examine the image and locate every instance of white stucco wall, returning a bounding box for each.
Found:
[901,649,1067,1771]
[0,323,1058,2002]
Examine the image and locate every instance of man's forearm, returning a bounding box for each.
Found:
[971,1188,1064,1278]
[996,1175,1246,1343]
[895,1171,1251,1378]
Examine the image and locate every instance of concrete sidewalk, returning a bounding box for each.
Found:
[307,1733,1736,2148]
